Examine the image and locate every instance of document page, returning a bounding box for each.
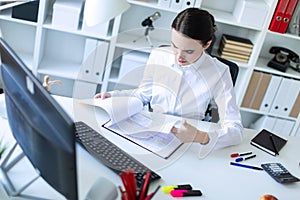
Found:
[79,96,143,125]
[79,97,182,159]
[106,111,179,136]
[103,110,182,159]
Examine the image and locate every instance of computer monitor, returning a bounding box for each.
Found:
[0,38,78,199]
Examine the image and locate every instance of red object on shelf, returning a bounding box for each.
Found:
[269,0,290,32]
[278,0,299,33]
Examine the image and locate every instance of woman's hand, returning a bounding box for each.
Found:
[94,92,111,99]
[171,120,209,144]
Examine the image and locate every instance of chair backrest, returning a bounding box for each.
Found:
[204,56,239,122]
[214,56,239,86]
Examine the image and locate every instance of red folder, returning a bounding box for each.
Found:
[269,0,290,32]
[278,0,299,33]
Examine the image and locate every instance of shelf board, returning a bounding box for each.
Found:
[43,16,112,41]
[267,30,300,41]
[37,59,81,80]
[256,58,300,80]
[128,0,180,13]
[116,31,170,52]
[240,107,297,121]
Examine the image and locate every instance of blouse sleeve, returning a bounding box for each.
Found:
[211,65,243,149]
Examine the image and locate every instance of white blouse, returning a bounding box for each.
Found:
[110,47,243,149]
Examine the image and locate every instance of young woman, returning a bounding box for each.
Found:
[95,8,243,152]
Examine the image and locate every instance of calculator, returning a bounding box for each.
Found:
[261,163,300,183]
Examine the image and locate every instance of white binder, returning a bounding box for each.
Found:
[181,0,195,9]
[170,0,182,10]
[250,115,295,136]
[93,40,108,82]
[80,38,108,83]
[250,115,276,132]
[79,38,98,82]
[158,0,171,8]
[272,118,295,136]
[259,75,282,112]
[269,78,300,117]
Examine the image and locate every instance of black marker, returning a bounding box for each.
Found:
[235,154,256,162]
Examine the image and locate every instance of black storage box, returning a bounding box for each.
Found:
[12,1,39,22]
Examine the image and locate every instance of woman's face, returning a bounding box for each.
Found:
[171,29,207,66]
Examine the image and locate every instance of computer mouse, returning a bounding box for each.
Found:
[85,177,118,200]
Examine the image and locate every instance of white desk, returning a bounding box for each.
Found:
[0,96,300,200]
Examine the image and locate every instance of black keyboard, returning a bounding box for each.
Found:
[74,121,161,188]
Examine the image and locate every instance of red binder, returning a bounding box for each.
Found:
[269,0,290,32]
[278,0,299,33]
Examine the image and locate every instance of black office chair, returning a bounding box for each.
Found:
[203,56,239,122]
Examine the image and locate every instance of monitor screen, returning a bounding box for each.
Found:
[0,38,78,199]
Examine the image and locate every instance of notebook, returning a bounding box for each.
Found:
[250,129,287,156]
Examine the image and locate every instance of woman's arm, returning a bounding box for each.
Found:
[212,65,243,149]
[171,120,209,144]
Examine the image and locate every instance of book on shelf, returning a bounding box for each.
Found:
[222,34,253,48]
[250,129,287,156]
[218,34,253,63]
[218,49,250,61]
[219,40,253,55]
[219,53,250,63]
[78,96,182,159]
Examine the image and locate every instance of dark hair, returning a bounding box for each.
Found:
[172,8,216,46]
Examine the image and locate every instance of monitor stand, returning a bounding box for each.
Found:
[0,142,41,199]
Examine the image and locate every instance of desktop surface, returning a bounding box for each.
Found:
[0,95,300,200]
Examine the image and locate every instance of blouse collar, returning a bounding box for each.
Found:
[173,51,207,73]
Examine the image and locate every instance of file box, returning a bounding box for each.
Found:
[52,0,84,30]
[233,0,269,28]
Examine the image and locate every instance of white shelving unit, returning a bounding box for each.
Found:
[0,0,299,136]
[0,0,121,98]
